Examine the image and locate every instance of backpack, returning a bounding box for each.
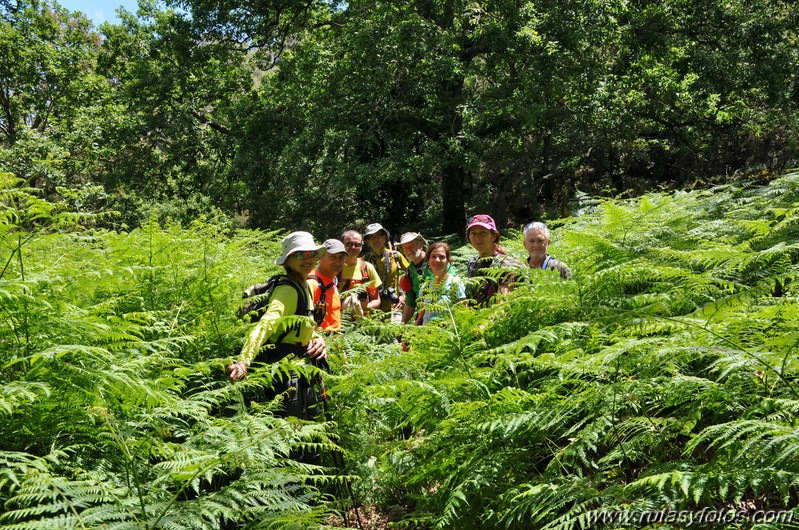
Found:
[466,255,500,306]
[238,274,311,328]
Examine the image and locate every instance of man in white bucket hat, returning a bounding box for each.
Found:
[397,232,428,324]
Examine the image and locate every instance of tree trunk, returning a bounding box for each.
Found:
[439,71,467,235]
[441,162,466,235]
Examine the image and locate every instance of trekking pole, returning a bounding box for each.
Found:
[314,360,364,530]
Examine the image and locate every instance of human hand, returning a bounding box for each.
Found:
[395,293,406,310]
[227,361,248,381]
[306,337,327,361]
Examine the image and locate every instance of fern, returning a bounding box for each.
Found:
[325,171,799,528]
[6,171,799,528]
[0,186,340,528]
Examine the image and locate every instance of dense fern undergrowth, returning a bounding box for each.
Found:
[3,170,799,529]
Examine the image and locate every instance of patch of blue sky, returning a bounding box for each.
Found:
[56,0,141,26]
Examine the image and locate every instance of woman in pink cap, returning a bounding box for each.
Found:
[465,214,524,305]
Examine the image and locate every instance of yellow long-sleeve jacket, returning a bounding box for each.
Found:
[239,279,319,365]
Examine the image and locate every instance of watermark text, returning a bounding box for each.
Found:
[589,507,794,526]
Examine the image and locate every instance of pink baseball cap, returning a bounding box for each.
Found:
[466,214,498,234]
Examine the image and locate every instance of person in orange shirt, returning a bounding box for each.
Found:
[309,239,346,332]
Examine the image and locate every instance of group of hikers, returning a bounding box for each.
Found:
[226,214,570,418]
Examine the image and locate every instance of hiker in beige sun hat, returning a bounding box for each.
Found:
[275,231,326,265]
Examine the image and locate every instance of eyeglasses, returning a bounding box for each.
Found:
[291,250,317,260]
[344,242,363,248]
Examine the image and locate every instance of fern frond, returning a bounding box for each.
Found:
[0,381,50,416]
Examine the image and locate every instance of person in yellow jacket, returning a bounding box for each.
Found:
[339,229,382,318]
[227,231,328,418]
[362,223,408,315]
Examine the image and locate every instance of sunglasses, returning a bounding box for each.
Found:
[291,250,318,260]
[344,242,363,248]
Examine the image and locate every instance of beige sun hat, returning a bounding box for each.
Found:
[398,232,426,247]
[363,223,389,238]
[275,231,326,265]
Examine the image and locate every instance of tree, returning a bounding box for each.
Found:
[585,0,799,190]
[233,0,523,234]
[0,0,100,147]
[5,0,790,233]
[0,0,119,217]
[95,1,259,225]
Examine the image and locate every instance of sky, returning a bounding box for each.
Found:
[57,0,140,26]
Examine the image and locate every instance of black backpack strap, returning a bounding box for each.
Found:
[466,256,479,278]
[309,274,336,303]
[338,272,350,292]
[309,274,325,303]
[381,249,391,287]
[291,279,311,317]
[273,278,311,343]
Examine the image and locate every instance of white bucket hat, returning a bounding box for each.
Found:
[398,231,426,247]
[363,223,390,238]
[275,231,326,265]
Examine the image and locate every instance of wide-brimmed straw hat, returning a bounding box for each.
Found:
[397,232,426,247]
[364,223,390,238]
[275,231,326,265]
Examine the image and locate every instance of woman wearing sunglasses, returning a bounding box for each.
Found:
[465,214,524,305]
[227,231,328,417]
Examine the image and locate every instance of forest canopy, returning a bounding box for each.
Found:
[1,0,797,236]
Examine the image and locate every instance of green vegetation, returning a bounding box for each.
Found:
[2,0,797,233]
[3,0,799,527]
[3,169,799,528]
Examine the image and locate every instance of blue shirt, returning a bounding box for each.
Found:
[418,273,466,324]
